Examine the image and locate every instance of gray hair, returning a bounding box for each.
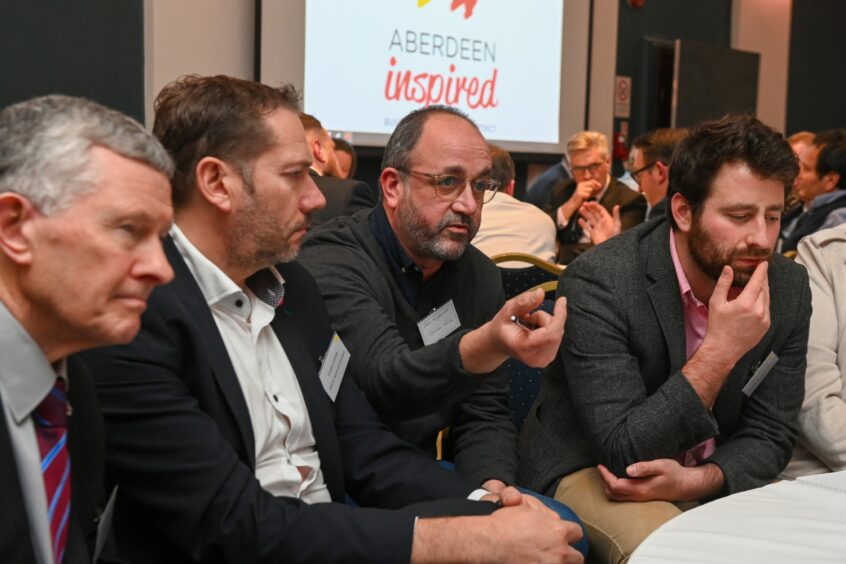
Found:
[0,95,173,214]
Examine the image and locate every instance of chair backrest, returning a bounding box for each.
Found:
[490,253,562,431]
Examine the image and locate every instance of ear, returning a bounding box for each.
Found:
[670,192,693,233]
[655,161,669,183]
[505,179,516,197]
[380,168,404,211]
[194,156,241,213]
[0,192,38,265]
[822,171,840,193]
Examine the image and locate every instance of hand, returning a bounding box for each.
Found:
[481,479,508,495]
[498,288,567,368]
[460,288,567,373]
[577,202,621,244]
[597,460,724,502]
[684,262,770,406]
[560,179,602,221]
[486,502,584,563]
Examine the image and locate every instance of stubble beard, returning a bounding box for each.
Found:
[396,191,478,262]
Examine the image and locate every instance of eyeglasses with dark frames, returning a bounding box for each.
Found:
[396,168,501,204]
[571,161,605,176]
[631,161,659,185]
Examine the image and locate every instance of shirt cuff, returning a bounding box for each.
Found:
[467,488,490,501]
[556,205,569,229]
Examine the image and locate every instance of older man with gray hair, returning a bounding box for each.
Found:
[0,95,175,563]
[543,131,646,264]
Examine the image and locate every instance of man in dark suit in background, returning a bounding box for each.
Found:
[520,115,811,563]
[543,130,646,263]
[299,112,376,227]
[82,75,582,564]
[0,95,175,563]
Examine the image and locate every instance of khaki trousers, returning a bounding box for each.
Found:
[554,467,696,564]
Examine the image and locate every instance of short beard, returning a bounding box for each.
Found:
[688,215,771,287]
[396,190,478,262]
[228,186,301,275]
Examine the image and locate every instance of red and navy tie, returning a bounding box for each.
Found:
[33,379,71,563]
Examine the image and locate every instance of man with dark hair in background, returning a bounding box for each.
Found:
[81,75,582,564]
[0,95,174,563]
[299,112,373,228]
[472,144,557,265]
[543,131,646,263]
[332,137,358,180]
[780,129,846,252]
[520,115,811,563]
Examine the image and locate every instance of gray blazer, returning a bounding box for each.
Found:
[518,218,811,499]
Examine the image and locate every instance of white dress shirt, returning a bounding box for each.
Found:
[170,225,330,503]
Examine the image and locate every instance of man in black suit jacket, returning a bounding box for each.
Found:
[299,113,377,227]
[543,131,646,263]
[520,115,810,563]
[81,75,582,564]
[0,96,175,562]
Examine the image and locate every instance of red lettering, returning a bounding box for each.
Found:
[383,59,499,110]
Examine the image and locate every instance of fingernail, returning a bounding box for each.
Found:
[627,464,638,476]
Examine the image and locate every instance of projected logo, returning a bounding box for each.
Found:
[417,0,478,20]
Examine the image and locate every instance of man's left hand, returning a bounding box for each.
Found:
[596,459,724,502]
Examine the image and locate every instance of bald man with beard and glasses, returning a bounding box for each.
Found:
[80,76,583,564]
[520,115,811,563]
[300,105,587,557]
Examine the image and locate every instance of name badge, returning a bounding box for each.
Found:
[417,300,461,346]
[319,333,350,401]
[742,351,779,397]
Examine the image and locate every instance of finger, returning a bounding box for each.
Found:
[542,296,567,335]
[498,486,523,507]
[709,266,734,308]
[508,287,545,317]
[612,205,621,227]
[576,217,592,234]
[737,261,768,305]
[626,459,667,478]
[596,464,618,486]
[562,520,584,543]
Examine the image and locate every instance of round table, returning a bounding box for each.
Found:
[630,471,846,563]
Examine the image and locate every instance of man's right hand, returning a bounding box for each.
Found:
[411,498,584,563]
[683,262,771,407]
[559,179,602,223]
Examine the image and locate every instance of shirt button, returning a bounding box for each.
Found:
[235,299,244,307]
[273,394,279,402]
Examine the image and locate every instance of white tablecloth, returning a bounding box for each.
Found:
[630,471,846,563]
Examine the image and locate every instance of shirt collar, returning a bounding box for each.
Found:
[669,228,706,309]
[594,174,613,203]
[0,300,63,424]
[369,205,421,275]
[809,189,846,211]
[170,224,286,319]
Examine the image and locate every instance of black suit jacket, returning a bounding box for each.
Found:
[0,357,117,563]
[80,238,488,564]
[311,171,375,228]
[544,178,647,263]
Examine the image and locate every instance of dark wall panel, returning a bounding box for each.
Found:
[615,0,732,140]
[0,0,145,122]
[786,0,846,134]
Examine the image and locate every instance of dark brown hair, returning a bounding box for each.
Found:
[153,75,300,208]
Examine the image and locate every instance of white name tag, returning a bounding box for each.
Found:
[417,300,461,346]
[742,351,779,397]
[318,333,350,401]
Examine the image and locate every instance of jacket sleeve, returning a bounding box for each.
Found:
[792,235,846,470]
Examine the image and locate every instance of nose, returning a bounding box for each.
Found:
[302,174,326,214]
[451,180,479,215]
[133,237,174,286]
[746,214,771,250]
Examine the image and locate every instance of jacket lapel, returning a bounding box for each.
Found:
[164,238,257,468]
[645,222,687,373]
[0,388,37,563]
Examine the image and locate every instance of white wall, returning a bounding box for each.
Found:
[587,0,619,142]
[731,0,793,133]
[143,0,255,126]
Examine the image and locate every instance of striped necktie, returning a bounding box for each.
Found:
[33,379,71,564]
